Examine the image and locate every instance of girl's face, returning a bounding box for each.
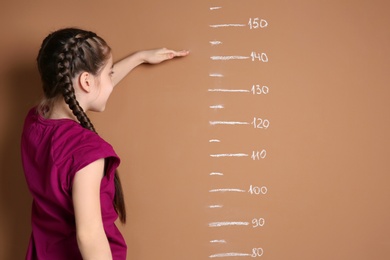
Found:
[89,55,114,112]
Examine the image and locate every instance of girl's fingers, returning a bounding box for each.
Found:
[173,50,190,57]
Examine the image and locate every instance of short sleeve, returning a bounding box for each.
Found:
[53,125,120,191]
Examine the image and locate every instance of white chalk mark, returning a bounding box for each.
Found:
[209,121,249,125]
[209,139,221,143]
[210,6,222,10]
[210,240,227,244]
[210,252,251,258]
[208,88,250,93]
[209,205,223,208]
[210,41,222,45]
[209,73,224,77]
[210,172,223,176]
[210,105,224,109]
[211,56,250,61]
[210,153,248,158]
[209,222,249,227]
[209,188,246,193]
[210,24,246,28]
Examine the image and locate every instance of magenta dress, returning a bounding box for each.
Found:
[21,107,127,260]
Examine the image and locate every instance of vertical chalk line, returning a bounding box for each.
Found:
[209,188,246,193]
[210,56,249,61]
[210,41,223,45]
[208,88,250,93]
[210,153,249,158]
[210,240,227,244]
[209,205,223,208]
[209,73,224,77]
[209,252,251,258]
[209,221,249,227]
[210,24,246,28]
[210,105,224,109]
[209,121,249,125]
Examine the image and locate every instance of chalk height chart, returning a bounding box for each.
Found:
[206,1,271,258]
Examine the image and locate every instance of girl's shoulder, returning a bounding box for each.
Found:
[52,116,121,178]
[23,107,118,162]
[56,120,116,159]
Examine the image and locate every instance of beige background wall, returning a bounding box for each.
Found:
[1,0,390,259]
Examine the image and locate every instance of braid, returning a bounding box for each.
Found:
[56,33,97,132]
[37,28,126,223]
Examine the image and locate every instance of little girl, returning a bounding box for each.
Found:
[21,28,189,260]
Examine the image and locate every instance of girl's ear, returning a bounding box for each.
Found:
[78,72,94,93]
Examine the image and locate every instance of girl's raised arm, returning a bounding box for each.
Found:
[112,48,189,87]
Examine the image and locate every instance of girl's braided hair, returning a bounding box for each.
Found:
[37,28,126,223]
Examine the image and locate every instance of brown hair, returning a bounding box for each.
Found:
[37,28,126,223]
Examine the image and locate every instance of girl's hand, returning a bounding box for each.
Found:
[112,48,189,87]
[141,48,189,64]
